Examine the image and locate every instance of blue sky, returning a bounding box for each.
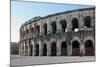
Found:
[11,1,94,42]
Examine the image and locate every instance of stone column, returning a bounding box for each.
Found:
[25,41,27,56]
[29,25,32,39]
[57,39,61,56]
[22,41,24,56]
[21,42,23,56]
[24,41,27,56]
[56,22,62,33]
[23,41,26,56]
[67,15,72,30]
[19,42,22,56]
[80,40,85,56]
[22,43,24,56]
[19,43,21,56]
[47,41,51,56]
[23,28,25,40]
[20,31,21,41]
[79,14,84,30]
[18,42,20,56]
[80,43,85,56]
[39,40,42,56]
[48,19,52,34]
[40,22,42,36]
[67,32,72,56]
[27,40,30,56]
[47,19,50,35]
[67,40,72,56]
[31,39,35,56]
[25,26,27,39]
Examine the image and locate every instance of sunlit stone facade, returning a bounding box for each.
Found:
[19,7,95,56]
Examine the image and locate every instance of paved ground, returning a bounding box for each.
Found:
[10,55,95,66]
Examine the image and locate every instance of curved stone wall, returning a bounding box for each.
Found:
[19,7,95,56]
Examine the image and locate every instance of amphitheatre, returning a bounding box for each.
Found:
[18,7,95,56]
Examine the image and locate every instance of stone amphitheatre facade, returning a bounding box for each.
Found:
[19,7,95,56]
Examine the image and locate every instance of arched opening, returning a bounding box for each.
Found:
[36,25,40,36]
[72,40,80,56]
[43,23,47,35]
[51,42,56,56]
[51,21,57,34]
[84,16,92,28]
[61,41,67,56]
[35,44,39,56]
[42,44,47,56]
[72,18,79,31]
[60,20,67,32]
[85,40,94,56]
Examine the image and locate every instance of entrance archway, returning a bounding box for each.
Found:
[35,44,39,56]
[72,40,80,56]
[42,44,47,56]
[85,40,94,56]
[51,42,56,56]
[72,18,79,31]
[61,41,67,56]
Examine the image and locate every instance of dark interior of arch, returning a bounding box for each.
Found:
[72,40,80,56]
[35,44,39,56]
[84,16,91,28]
[85,40,93,48]
[72,41,80,48]
[42,44,47,56]
[51,21,57,34]
[43,23,47,35]
[51,42,56,56]
[36,25,40,36]
[85,40,94,56]
[60,20,67,32]
[61,41,67,56]
[72,18,79,31]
